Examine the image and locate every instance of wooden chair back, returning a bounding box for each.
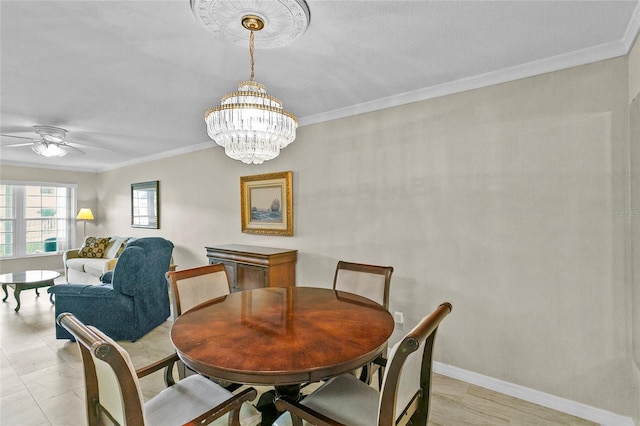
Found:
[166,264,231,318]
[378,302,452,426]
[57,312,146,426]
[333,261,394,309]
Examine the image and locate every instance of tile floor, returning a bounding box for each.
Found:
[0,281,596,425]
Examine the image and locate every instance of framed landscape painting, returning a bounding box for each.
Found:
[240,171,293,236]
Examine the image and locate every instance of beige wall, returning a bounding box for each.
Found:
[2,52,637,421]
[629,34,640,423]
[96,55,636,420]
[630,34,640,104]
[0,165,97,273]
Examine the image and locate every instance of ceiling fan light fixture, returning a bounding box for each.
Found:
[33,125,67,143]
[31,141,67,158]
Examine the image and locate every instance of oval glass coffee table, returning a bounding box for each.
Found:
[0,270,59,312]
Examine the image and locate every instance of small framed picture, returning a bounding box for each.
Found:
[240,171,293,236]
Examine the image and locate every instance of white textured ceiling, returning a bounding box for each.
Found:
[1,0,639,172]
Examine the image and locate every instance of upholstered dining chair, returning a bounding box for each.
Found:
[57,312,261,426]
[165,263,250,396]
[166,263,231,319]
[166,263,233,381]
[333,261,393,309]
[333,261,394,385]
[273,302,452,426]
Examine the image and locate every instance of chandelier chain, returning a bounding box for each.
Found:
[249,30,255,81]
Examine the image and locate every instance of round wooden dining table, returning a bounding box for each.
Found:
[170,286,394,399]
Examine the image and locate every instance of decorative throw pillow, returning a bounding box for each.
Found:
[78,237,111,258]
[104,236,127,259]
[114,238,131,258]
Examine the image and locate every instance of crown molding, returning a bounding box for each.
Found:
[624,0,640,52]
[1,141,217,173]
[300,22,639,128]
[96,141,214,172]
[0,159,102,174]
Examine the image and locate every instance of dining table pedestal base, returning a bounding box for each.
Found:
[256,384,302,425]
[275,384,302,401]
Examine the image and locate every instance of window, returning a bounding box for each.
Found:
[0,182,76,258]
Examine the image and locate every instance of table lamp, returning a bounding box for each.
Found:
[76,208,94,240]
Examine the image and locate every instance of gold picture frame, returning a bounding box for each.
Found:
[240,171,293,236]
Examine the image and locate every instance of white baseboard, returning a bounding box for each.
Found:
[433,362,635,426]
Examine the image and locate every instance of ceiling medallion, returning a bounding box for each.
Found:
[190,0,310,49]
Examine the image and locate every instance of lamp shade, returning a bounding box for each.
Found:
[76,208,95,221]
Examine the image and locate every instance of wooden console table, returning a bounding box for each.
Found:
[205,244,297,292]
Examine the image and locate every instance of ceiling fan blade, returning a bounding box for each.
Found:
[62,144,86,155]
[3,142,35,148]
[66,140,111,151]
[1,134,34,141]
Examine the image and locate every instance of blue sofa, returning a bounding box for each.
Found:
[48,237,174,341]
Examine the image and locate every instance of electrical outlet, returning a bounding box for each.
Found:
[394,311,404,330]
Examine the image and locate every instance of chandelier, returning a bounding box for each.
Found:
[191,0,310,165]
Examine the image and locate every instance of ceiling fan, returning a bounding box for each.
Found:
[1,125,87,157]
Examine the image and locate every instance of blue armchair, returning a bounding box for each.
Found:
[48,237,174,341]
